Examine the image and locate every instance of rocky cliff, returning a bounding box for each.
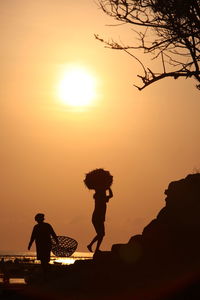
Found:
[112,173,200,268]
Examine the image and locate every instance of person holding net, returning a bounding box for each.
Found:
[28,213,59,272]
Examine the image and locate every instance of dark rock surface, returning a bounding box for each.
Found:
[113,173,200,265]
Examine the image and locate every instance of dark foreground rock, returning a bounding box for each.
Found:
[14,174,200,299]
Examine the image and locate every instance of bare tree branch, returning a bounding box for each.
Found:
[96,0,200,90]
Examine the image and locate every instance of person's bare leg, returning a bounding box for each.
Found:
[87,235,98,252]
[41,259,50,281]
[95,235,104,253]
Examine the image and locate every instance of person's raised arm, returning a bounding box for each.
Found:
[106,187,113,202]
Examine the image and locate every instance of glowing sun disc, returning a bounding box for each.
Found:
[58,67,96,107]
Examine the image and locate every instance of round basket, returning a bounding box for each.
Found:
[84,168,113,190]
[51,236,78,257]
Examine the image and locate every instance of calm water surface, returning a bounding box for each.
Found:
[0,250,93,265]
[0,251,93,284]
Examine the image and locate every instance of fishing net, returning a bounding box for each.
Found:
[51,236,78,257]
[84,168,113,190]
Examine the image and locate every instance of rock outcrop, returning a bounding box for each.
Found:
[112,173,200,268]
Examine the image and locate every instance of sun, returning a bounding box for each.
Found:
[57,66,96,107]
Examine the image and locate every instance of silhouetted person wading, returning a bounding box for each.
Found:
[28,213,58,271]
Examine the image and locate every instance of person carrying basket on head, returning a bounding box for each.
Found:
[84,169,113,253]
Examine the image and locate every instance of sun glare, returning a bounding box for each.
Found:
[58,66,96,107]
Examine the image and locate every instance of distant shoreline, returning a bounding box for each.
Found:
[0,251,93,265]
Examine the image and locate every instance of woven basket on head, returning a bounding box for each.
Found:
[51,236,78,257]
[84,168,113,190]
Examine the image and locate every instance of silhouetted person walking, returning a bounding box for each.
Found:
[87,187,113,253]
[28,213,58,273]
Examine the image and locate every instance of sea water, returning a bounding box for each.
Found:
[0,251,93,284]
[0,250,93,265]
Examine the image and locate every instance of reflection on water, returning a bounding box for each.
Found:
[0,251,93,265]
[53,257,75,265]
[52,251,93,265]
[0,251,94,285]
[9,278,26,284]
[0,277,26,284]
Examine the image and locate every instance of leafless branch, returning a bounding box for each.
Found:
[97,0,200,90]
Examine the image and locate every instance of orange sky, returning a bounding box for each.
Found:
[1,0,200,252]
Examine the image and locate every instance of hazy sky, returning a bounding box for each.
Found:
[1,0,200,252]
